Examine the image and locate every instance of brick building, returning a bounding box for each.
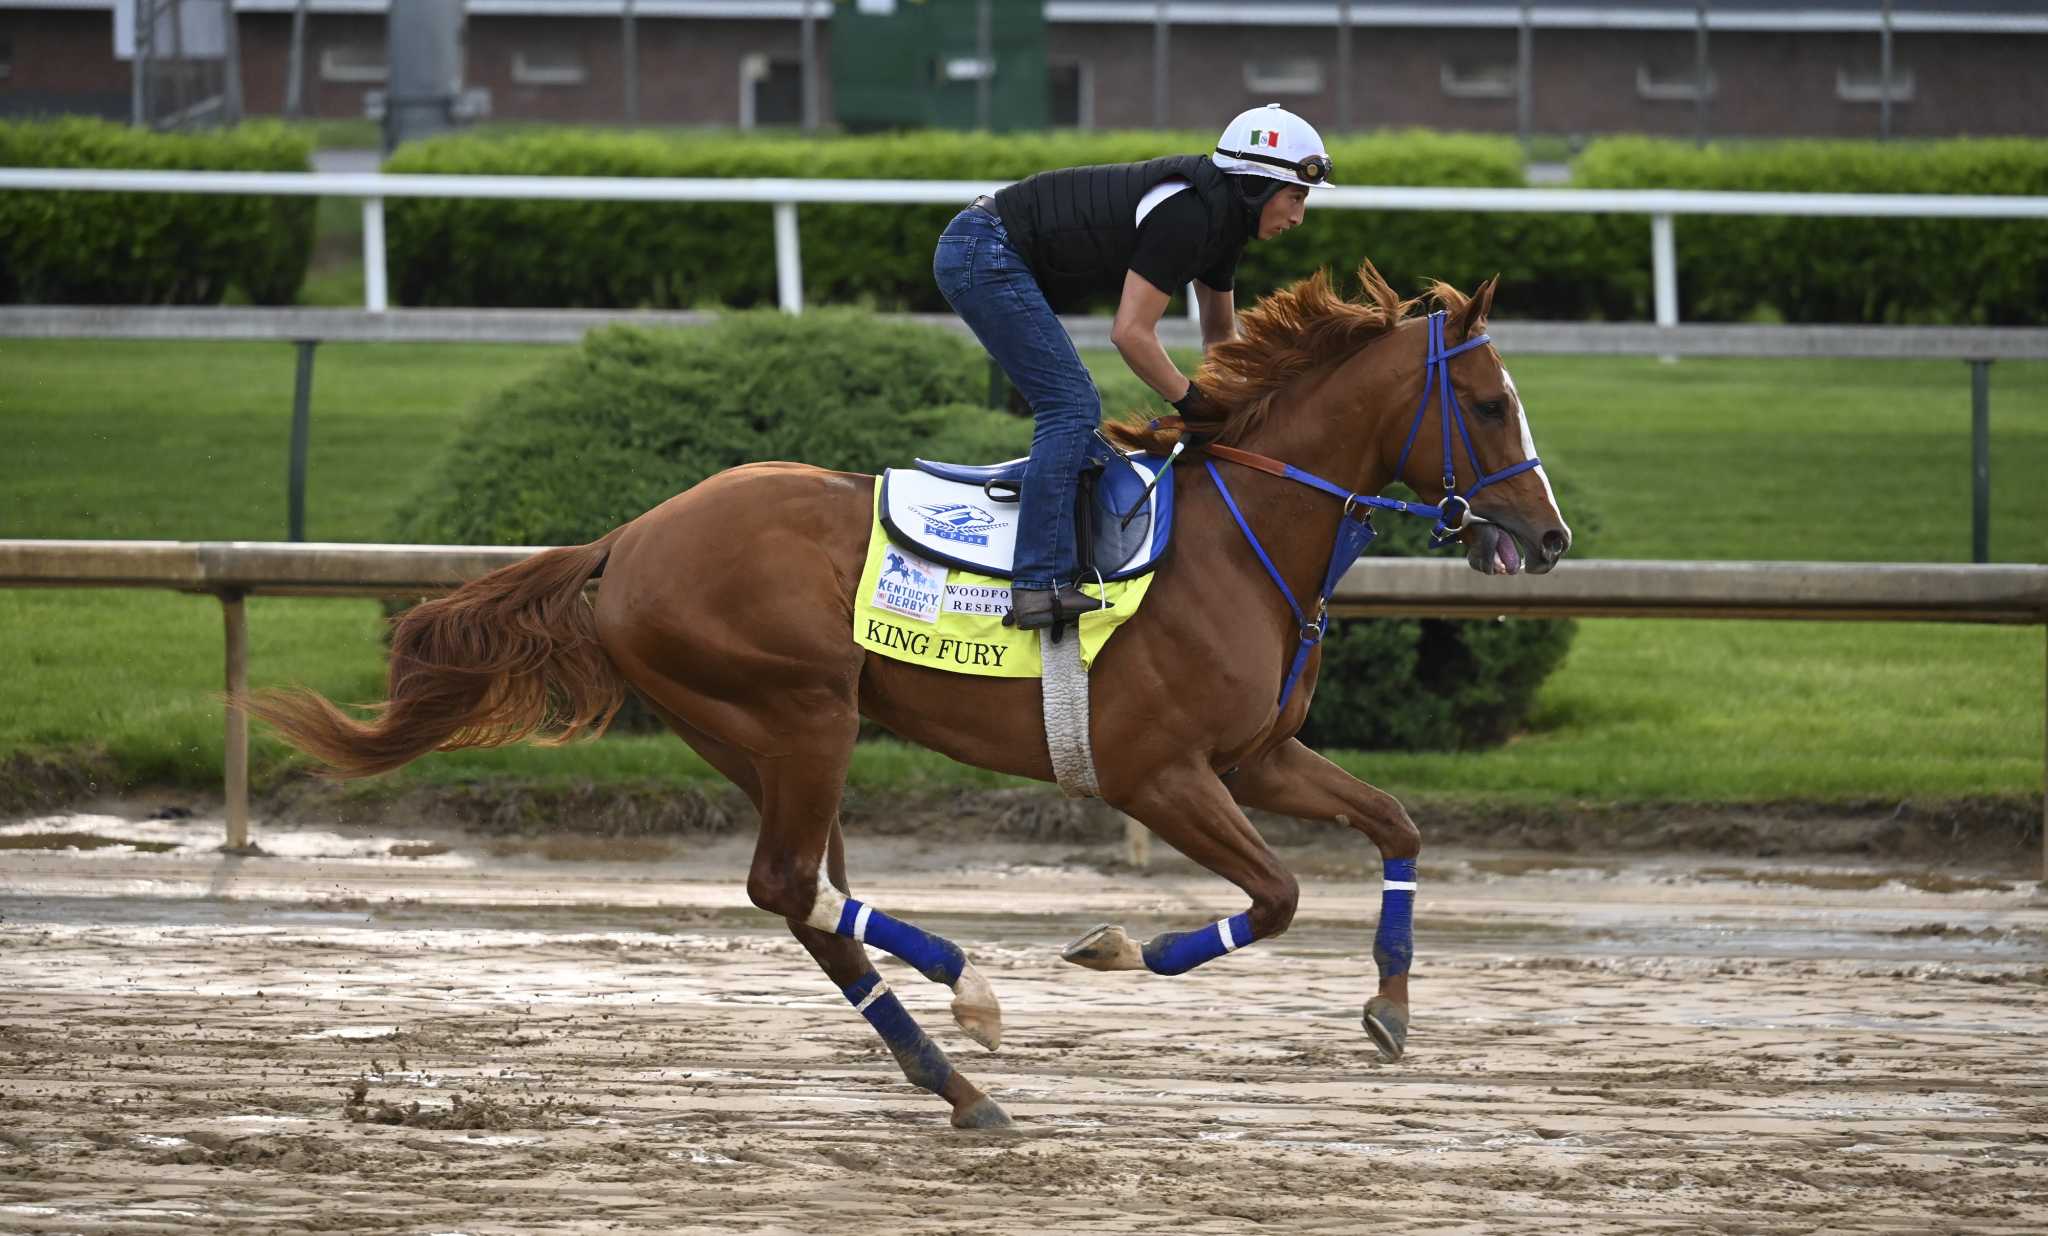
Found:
[2,0,2042,139]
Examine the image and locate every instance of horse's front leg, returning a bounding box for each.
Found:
[1225,738,1421,1062]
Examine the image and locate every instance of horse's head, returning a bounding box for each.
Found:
[1389,277,1572,577]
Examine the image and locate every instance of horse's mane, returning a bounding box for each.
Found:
[1104,260,1472,456]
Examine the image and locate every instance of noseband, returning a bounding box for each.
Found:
[1148,309,1542,713]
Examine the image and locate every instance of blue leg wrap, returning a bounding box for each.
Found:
[836,898,966,985]
[1374,858,1416,979]
[1141,911,1256,977]
[841,971,953,1093]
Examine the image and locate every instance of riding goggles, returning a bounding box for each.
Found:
[1214,146,1334,186]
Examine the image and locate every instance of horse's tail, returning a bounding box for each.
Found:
[242,530,628,779]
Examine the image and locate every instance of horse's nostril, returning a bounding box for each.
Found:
[1542,530,1569,560]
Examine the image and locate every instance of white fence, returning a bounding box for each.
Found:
[5,168,2047,323]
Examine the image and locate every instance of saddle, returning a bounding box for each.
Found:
[878,450,1175,581]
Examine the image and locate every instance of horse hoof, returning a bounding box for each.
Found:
[1062,924,1147,971]
[1362,995,1409,1063]
[951,1095,1013,1131]
[950,962,1002,1051]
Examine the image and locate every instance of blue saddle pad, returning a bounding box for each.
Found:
[877,452,1175,581]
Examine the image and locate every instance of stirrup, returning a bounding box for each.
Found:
[1003,583,1108,639]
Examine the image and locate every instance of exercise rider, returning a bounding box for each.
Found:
[931,103,1334,632]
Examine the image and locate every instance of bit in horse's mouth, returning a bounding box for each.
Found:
[1469,524,1525,576]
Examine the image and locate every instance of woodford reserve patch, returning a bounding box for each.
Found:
[852,489,1156,679]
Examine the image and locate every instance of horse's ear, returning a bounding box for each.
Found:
[1457,275,1499,341]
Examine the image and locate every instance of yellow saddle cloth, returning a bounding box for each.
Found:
[852,491,1156,677]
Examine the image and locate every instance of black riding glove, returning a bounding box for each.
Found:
[1171,380,1222,424]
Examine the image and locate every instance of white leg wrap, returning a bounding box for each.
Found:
[804,866,847,932]
[1217,917,1238,953]
[852,978,891,1014]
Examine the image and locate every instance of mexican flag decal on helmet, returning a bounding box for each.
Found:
[1248,129,1282,147]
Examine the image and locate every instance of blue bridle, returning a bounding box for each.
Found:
[1195,309,1542,713]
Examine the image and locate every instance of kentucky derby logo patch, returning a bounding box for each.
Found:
[871,547,947,624]
[912,501,1006,547]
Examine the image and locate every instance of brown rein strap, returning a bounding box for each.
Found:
[1143,415,1290,479]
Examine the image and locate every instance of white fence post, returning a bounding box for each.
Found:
[362,196,389,313]
[774,201,803,314]
[1651,211,1679,327]
[1651,211,1679,363]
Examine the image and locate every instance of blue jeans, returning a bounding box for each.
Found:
[932,206,1103,592]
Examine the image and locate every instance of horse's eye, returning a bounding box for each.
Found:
[1476,399,1506,420]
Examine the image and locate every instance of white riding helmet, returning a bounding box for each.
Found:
[1212,103,1334,188]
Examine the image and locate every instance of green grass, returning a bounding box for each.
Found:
[1,338,2042,804]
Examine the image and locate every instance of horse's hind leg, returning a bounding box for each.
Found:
[745,744,1009,1128]
[1224,738,1421,1062]
[633,694,1007,1128]
[1064,762,1300,977]
[786,818,1010,1130]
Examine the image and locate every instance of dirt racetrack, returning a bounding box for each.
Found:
[2,810,2045,1235]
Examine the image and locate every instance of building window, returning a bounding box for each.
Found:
[1439,61,1516,100]
[320,45,387,85]
[1244,58,1323,96]
[1636,64,1715,102]
[1049,61,1092,129]
[739,53,802,128]
[512,49,587,88]
[1837,67,1913,104]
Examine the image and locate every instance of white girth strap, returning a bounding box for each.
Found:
[1038,627,1101,798]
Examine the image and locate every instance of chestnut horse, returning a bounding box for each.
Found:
[245,262,1570,1130]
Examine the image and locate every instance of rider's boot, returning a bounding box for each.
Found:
[1003,584,1107,642]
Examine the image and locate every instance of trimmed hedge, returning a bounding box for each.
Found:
[382,127,2047,324]
[1572,137,2048,325]
[0,118,315,306]
[380,128,1564,313]
[392,309,1025,546]
[398,310,1581,751]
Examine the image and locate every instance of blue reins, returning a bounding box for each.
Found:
[1197,309,1541,713]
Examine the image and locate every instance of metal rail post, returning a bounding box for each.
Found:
[1151,0,1168,128]
[362,196,388,312]
[1516,2,1533,152]
[774,202,802,313]
[288,341,316,541]
[622,0,639,126]
[799,0,817,132]
[1971,359,1991,564]
[221,589,250,851]
[1880,0,1895,142]
[1336,0,1353,132]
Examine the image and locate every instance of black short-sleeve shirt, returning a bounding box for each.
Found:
[1128,188,1239,297]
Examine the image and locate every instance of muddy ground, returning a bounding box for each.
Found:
[2,810,2045,1234]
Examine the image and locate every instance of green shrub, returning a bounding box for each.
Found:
[1570,137,2048,324]
[0,118,315,306]
[382,128,1596,313]
[393,309,1027,545]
